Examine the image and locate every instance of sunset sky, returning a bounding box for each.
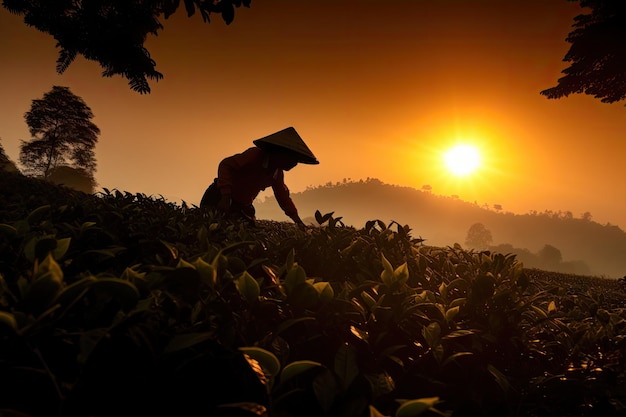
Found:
[2,0,626,230]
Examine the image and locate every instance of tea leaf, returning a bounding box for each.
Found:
[422,322,441,349]
[447,278,470,293]
[334,343,359,390]
[288,282,319,309]
[284,248,295,271]
[52,275,97,307]
[235,271,260,303]
[312,368,340,413]
[239,346,281,378]
[365,371,396,398]
[395,397,440,417]
[91,278,140,311]
[280,360,324,384]
[361,291,378,308]
[49,238,70,261]
[315,210,323,225]
[0,223,17,239]
[393,262,409,287]
[159,240,179,261]
[284,265,307,294]
[449,297,466,308]
[380,254,394,286]
[350,325,369,342]
[27,204,51,225]
[274,317,316,337]
[445,306,460,322]
[547,300,557,315]
[164,332,212,353]
[487,364,510,392]
[25,257,64,312]
[0,311,18,332]
[35,252,64,282]
[441,351,473,368]
[531,305,548,320]
[193,257,216,286]
[176,257,195,269]
[313,281,334,303]
[25,236,56,263]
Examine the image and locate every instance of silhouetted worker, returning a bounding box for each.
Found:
[200,126,319,227]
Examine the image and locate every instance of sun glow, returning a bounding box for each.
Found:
[402,119,514,204]
[444,144,481,176]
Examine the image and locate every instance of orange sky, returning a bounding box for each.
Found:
[2,0,626,229]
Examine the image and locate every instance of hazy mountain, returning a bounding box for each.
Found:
[255,178,626,279]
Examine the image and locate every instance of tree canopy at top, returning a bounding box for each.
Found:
[1,0,251,94]
[4,0,625,104]
[541,0,626,105]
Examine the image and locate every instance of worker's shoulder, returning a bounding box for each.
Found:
[223,146,263,161]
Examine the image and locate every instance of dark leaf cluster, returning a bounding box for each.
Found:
[2,0,252,93]
[541,0,626,104]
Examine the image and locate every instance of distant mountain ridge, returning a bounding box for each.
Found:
[255,178,626,278]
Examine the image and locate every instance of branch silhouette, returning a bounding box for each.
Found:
[2,0,251,93]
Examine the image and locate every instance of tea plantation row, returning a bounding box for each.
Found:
[1,170,625,417]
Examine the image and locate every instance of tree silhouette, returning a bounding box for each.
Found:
[19,86,100,184]
[581,211,593,221]
[465,222,493,250]
[541,0,626,104]
[2,0,251,94]
[538,244,563,267]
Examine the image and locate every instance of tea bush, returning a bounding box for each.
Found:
[1,170,625,417]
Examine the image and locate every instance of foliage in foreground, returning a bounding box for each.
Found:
[1,170,625,417]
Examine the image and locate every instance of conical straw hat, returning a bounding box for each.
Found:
[253,126,319,164]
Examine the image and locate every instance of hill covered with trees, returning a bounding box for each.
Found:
[255,178,626,278]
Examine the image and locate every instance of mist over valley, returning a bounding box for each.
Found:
[256,179,626,279]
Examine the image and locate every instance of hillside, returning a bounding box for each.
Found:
[2,169,626,417]
[255,179,626,278]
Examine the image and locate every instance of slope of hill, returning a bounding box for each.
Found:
[255,179,626,278]
[2,170,626,417]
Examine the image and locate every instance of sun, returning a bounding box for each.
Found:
[444,144,481,176]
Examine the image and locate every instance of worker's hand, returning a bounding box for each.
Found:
[217,195,231,212]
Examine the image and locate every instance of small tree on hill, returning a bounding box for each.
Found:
[19,86,100,185]
[465,222,493,250]
[538,244,563,268]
